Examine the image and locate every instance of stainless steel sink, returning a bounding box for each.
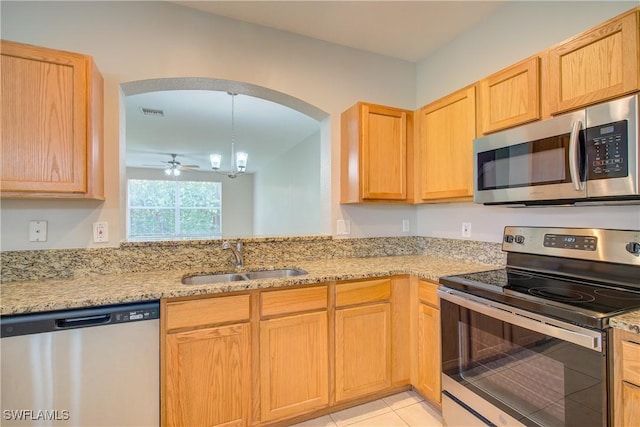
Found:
[182,268,307,285]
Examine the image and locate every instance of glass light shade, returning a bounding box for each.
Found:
[210,154,222,169]
[173,168,180,176]
[164,168,172,176]
[236,152,248,171]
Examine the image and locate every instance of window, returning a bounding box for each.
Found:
[127,179,221,240]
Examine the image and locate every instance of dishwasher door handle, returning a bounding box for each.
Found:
[56,313,111,329]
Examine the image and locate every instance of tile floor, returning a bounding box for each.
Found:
[290,390,443,427]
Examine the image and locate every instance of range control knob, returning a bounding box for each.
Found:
[504,235,515,243]
[626,242,640,255]
[514,235,525,244]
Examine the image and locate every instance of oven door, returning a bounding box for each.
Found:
[439,288,608,427]
[473,110,586,205]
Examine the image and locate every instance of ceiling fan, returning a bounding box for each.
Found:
[149,153,200,176]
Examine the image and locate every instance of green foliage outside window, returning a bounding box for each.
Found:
[128,179,221,239]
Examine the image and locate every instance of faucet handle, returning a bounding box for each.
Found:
[221,240,231,249]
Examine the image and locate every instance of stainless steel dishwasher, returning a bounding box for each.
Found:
[0,301,159,427]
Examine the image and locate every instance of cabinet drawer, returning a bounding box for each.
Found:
[261,285,327,317]
[418,280,439,307]
[622,339,640,385]
[165,294,250,331]
[336,278,391,308]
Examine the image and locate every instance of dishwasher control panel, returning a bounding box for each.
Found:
[113,306,159,323]
[1,301,160,338]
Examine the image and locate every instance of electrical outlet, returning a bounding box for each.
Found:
[462,222,472,238]
[93,222,109,243]
[402,219,410,232]
[29,221,47,242]
[337,219,351,235]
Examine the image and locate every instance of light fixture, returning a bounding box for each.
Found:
[210,92,249,179]
[164,166,180,177]
[163,154,184,176]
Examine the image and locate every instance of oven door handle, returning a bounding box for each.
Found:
[437,288,603,352]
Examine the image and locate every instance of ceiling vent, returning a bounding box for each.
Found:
[139,107,164,117]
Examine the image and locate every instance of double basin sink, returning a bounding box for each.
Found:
[182,268,307,285]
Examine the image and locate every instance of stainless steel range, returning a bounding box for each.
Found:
[438,226,640,427]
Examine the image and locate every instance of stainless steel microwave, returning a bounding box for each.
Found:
[473,94,639,206]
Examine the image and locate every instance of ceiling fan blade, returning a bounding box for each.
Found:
[180,164,200,169]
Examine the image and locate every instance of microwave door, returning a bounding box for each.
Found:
[584,94,639,200]
[474,110,587,204]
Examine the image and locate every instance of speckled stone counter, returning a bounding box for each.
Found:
[610,310,640,334]
[0,254,497,316]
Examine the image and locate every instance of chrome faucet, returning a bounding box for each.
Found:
[222,240,244,268]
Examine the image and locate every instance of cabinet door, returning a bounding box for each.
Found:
[1,40,89,194]
[260,311,329,422]
[335,303,391,402]
[418,85,476,201]
[164,323,250,427]
[622,382,640,427]
[361,104,408,200]
[479,56,540,134]
[549,9,639,114]
[341,103,410,203]
[416,303,441,404]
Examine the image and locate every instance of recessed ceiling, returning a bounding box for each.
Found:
[172,0,508,62]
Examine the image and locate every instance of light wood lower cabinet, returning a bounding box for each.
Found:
[162,295,252,427]
[164,323,251,427]
[413,280,441,406]
[613,328,640,427]
[335,302,392,401]
[416,303,440,404]
[161,276,415,425]
[259,311,329,422]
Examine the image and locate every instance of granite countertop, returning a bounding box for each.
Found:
[2,254,638,334]
[609,311,640,335]
[0,254,495,316]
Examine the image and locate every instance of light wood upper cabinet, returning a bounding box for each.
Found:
[417,85,476,202]
[162,295,252,427]
[548,8,639,114]
[341,102,413,203]
[613,328,640,427]
[1,40,104,199]
[479,56,541,134]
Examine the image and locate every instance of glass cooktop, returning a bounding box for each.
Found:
[440,268,640,329]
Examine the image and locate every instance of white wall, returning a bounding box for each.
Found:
[0,0,417,251]
[2,1,639,251]
[253,131,321,236]
[126,167,253,238]
[416,1,640,243]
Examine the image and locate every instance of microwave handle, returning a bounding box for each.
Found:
[569,120,583,191]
